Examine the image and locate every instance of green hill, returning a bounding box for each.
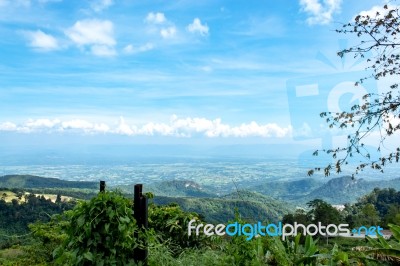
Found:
[118,179,215,198]
[144,180,215,198]
[0,175,98,190]
[305,176,400,204]
[251,176,400,205]
[249,178,322,200]
[154,190,292,223]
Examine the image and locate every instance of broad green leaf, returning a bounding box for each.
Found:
[83,251,93,261]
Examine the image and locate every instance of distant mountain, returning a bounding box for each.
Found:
[134,175,400,206]
[249,178,323,200]
[253,175,400,205]
[304,176,400,204]
[154,190,292,223]
[150,180,215,197]
[4,174,400,220]
[0,175,98,190]
[125,179,216,198]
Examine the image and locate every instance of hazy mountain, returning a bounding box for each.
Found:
[119,180,216,198]
[305,176,400,204]
[0,175,98,190]
[248,175,400,205]
[249,178,323,200]
[4,174,400,216]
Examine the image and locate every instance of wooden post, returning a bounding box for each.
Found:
[99,180,106,192]
[133,184,148,265]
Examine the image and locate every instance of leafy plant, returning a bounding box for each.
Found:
[56,191,139,266]
[148,202,206,254]
[25,214,69,265]
[363,223,400,264]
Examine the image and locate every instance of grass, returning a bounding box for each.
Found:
[0,247,24,258]
[0,191,17,203]
[0,190,73,203]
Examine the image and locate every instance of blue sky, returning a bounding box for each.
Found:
[0,0,391,145]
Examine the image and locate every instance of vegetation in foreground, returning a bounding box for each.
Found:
[0,187,399,265]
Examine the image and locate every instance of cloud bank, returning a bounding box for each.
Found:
[0,116,292,138]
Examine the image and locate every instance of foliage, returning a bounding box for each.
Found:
[22,214,69,265]
[345,188,400,228]
[283,199,344,228]
[56,191,139,265]
[154,190,291,224]
[222,217,263,266]
[2,187,400,265]
[309,3,400,177]
[352,223,400,265]
[0,175,98,189]
[148,203,206,254]
[307,199,343,225]
[148,244,232,266]
[0,192,74,249]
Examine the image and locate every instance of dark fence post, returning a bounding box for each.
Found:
[100,180,106,192]
[134,184,148,265]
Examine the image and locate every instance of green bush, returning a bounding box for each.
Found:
[148,203,206,254]
[56,191,139,266]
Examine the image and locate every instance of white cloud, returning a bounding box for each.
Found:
[115,117,135,135]
[0,122,17,131]
[66,19,115,46]
[24,30,59,51]
[0,116,292,138]
[120,116,292,138]
[145,12,166,24]
[61,119,110,133]
[65,19,116,56]
[144,12,179,40]
[91,44,116,56]
[357,4,396,20]
[91,0,113,12]
[123,43,154,54]
[26,118,60,128]
[299,0,342,25]
[187,18,209,36]
[61,119,93,130]
[160,26,177,39]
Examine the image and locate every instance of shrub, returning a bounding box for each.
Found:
[56,191,139,265]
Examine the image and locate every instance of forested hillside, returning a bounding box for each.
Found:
[0,175,98,190]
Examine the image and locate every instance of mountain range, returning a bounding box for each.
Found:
[1,174,399,222]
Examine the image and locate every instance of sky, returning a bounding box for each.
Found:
[0,0,395,147]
